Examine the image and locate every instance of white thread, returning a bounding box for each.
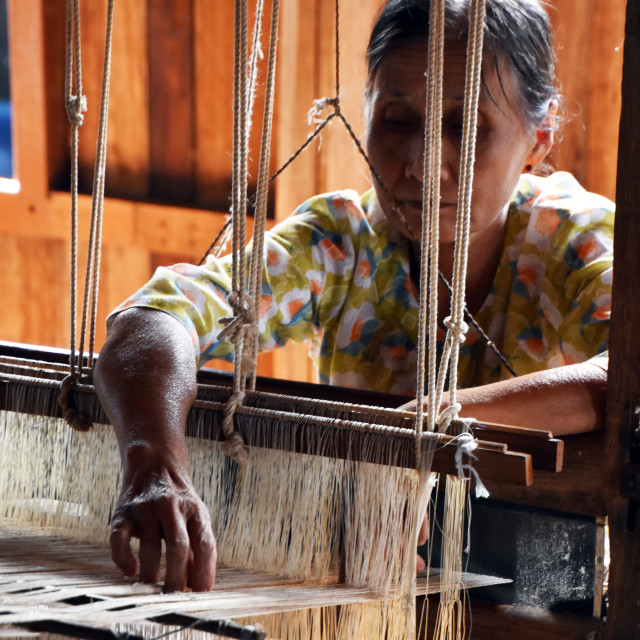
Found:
[454,431,490,499]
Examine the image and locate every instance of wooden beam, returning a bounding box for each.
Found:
[148,0,194,202]
[603,0,640,637]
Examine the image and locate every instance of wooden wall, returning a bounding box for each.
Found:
[0,0,626,383]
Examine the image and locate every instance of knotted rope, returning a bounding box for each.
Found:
[412,0,489,509]
[219,0,280,463]
[59,0,114,432]
[446,0,486,419]
[415,0,446,468]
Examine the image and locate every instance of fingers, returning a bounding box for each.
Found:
[109,484,216,592]
[416,553,426,573]
[138,528,162,584]
[161,501,190,593]
[186,506,217,592]
[109,518,137,577]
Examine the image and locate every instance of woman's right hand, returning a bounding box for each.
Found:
[94,308,216,592]
[109,447,216,592]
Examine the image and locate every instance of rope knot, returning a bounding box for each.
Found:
[219,291,255,343]
[58,374,93,432]
[65,94,87,127]
[307,96,339,124]
[221,390,249,464]
[443,316,469,344]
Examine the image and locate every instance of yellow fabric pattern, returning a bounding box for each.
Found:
[112,172,613,396]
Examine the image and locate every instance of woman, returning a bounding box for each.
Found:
[95,0,613,592]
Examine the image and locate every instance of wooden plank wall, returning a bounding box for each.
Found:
[0,0,626,383]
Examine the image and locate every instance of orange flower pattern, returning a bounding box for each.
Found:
[112,172,613,395]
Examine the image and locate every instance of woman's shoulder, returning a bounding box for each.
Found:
[505,171,614,270]
[510,171,615,220]
[279,188,384,239]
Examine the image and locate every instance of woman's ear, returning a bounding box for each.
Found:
[524,99,558,171]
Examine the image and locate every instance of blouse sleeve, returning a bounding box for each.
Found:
[107,190,365,368]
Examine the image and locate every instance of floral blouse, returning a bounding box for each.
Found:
[112,172,614,396]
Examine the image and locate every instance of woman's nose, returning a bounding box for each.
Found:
[440,135,457,184]
[405,135,457,184]
[404,136,425,183]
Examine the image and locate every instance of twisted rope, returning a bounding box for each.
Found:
[59,0,112,431]
[247,0,281,392]
[446,0,486,419]
[415,0,446,469]
[220,0,276,463]
[64,0,85,383]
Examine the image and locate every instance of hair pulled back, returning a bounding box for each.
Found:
[366,0,558,129]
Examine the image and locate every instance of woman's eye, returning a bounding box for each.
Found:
[385,117,411,129]
[382,106,419,132]
[443,122,464,136]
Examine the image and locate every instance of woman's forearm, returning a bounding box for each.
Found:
[452,361,607,435]
[94,307,216,592]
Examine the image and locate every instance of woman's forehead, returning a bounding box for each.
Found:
[370,40,521,114]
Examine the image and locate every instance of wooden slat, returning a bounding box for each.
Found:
[432,445,533,487]
[41,0,67,191]
[603,0,640,636]
[148,0,194,202]
[193,0,234,209]
[105,0,149,199]
[0,237,69,347]
[8,0,49,199]
[585,0,625,201]
[486,432,606,517]
[76,0,109,194]
[0,341,531,484]
[471,422,563,472]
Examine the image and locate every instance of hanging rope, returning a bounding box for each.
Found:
[59,0,115,432]
[247,0,281,392]
[442,0,486,433]
[219,0,282,463]
[415,0,446,468]
[63,0,86,384]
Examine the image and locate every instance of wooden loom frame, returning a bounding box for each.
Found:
[0,1,639,639]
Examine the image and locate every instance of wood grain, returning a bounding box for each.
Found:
[602,0,640,636]
[148,0,194,202]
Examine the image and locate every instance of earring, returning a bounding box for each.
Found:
[525,164,533,172]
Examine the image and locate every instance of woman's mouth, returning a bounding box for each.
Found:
[400,199,458,211]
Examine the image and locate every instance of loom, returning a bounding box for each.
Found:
[1,0,640,638]
[0,340,548,640]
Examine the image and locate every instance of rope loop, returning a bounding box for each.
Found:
[307,96,339,124]
[58,374,93,432]
[221,390,249,464]
[438,401,462,432]
[65,94,87,127]
[443,315,469,344]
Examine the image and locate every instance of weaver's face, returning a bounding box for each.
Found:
[364,40,538,249]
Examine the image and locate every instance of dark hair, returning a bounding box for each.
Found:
[366,0,558,130]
